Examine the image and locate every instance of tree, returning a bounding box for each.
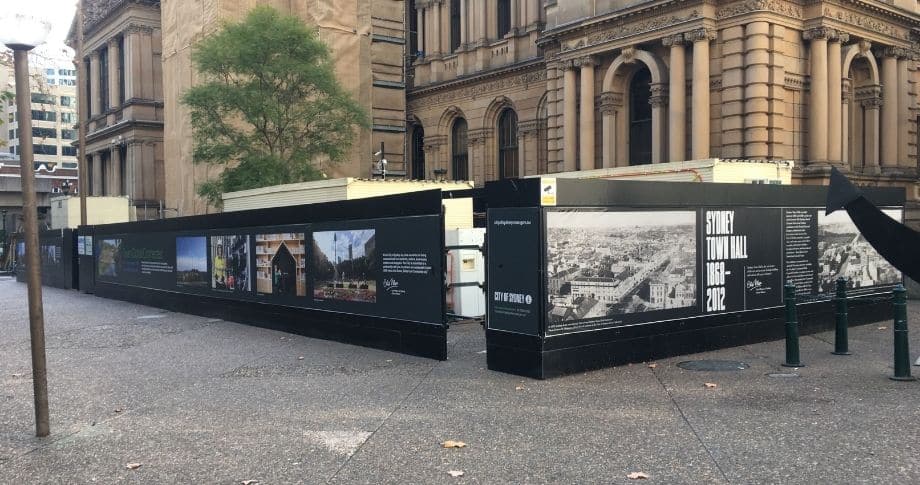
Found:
[182,6,368,207]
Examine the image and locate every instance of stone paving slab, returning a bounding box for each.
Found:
[1,277,918,484]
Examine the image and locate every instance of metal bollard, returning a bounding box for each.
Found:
[890,285,916,381]
[782,283,803,367]
[832,277,851,355]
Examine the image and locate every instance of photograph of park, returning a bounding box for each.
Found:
[176,236,208,287]
[210,234,251,292]
[254,233,306,296]
[97,238,122,277]
[312,229,377,303]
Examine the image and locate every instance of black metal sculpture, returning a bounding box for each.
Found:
[825,167,920,283]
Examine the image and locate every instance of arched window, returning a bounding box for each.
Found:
[411,125,426,180]
[628,67,652,165]
[497,0,511,38]
[498,109,518,179]
[450,0,462,52]
[452,118,469,180]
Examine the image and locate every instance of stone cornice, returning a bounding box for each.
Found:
[716,0,804,20]
[408,59,546,104]
[555,9,703,53]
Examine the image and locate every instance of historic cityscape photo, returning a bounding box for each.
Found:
[312,229,377,303]
[818,209,902,292]
[176,236,208,287]
[254,233,306,296]
[210,234,251,292]
[546,210,697,323]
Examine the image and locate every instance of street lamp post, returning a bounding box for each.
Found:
[1,9,53,438]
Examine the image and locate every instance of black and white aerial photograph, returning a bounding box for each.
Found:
[818,209,902,292]
[546,210,697,324]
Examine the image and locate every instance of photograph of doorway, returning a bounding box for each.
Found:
[254,232,306,296]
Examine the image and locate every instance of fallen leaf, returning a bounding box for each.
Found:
[704,382,718,389]
[515,385,525,391]
[114,407,125,413]
[878,326,888,330]
[241,480,259,485]
[298,356,304,360]
[648,363,657,369]
[627,471,649,480]
[441,440,467,449]
[125,463,142,470]
[448,470,464,477]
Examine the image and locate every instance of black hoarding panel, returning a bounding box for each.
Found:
[86,191,447,360]
[487,207,542,335]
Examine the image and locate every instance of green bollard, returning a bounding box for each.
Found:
[833,277,851,355]
[890,285,916,381]
[782,283,803,367]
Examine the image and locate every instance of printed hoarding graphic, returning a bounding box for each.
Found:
[312,229,377,303]
[97,238,122,277]
[255,233,306,297]
[176,236,208,288]
[210,235,251,292]
[546,210,697,333]
[817,209,902,292]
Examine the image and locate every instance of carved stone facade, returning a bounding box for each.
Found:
[407,0,920,225]
[69,0,165,221]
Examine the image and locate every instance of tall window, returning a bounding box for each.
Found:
[411,126,426,180]
[409,1,418,55]
[452,118,469,180]
[99,47,109,112]
[450,0,462,52]
[628,68,652,165]
[498,109,518,179]
[84,58,92,117]
[497,0,512,38]
[119,144,127,195]
[118,36,126,104]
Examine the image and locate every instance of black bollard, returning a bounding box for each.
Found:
[782,283,803,367]
[890,285,916,381]
[832,277,851,355]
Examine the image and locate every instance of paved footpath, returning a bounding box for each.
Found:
[1,277,919,484]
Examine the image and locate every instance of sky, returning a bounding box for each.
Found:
[1,0,77,61]
[314,230,375,262]
[176,237,208,272]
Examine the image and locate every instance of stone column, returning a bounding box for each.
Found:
[89,51,101,117]
[510,0,519,34]
[805,28,829,163]
[123,28,138,100]
[600,92,622,168]
[577,56,596,170]
[827,32,847,164]
[92,153,103,196]
[433,1,442,55]
[863,94,882,173]
[880,49,898,170]
[107,38,121,109]
[650,84,668,164]
[664,34,686,162]
[688,29,714,160]
[841,79,850,166]
[546,61,561,171]
[898,54,911,169]
[744,22,770,159]
[459,0,467,46]
[417,5,425,53]
[563,61,578,172]
[111,147,122,196]
[720,26,744,158]
[479,0,488,43]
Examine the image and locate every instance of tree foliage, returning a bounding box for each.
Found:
[182,6,368,206]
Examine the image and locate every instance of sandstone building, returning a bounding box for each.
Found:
[69,0,165,220]
[406,0,920,224]
[160,0,408,215]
